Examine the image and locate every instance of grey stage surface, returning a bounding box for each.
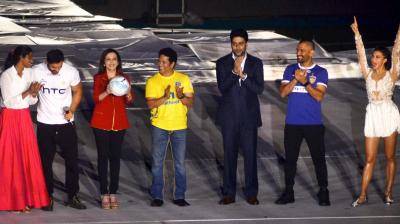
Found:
[1,79,400,224]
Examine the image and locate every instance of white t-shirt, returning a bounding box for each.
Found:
[32,62,80,124]
[0,66,38,109]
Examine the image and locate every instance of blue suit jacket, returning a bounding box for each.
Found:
[216,53,264,128]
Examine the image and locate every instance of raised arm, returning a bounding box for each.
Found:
[351,16,369,78]
[390,25,400,81]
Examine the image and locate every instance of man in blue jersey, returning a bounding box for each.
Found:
[276,39,330,206]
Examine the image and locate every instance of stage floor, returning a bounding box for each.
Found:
[1,79,400,224]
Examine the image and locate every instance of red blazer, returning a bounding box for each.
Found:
[90,72,133,131]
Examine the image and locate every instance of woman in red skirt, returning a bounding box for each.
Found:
[0,46,49,212]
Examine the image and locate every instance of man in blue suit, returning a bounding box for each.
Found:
[216,29,264,205]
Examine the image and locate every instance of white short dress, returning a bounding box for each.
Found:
[364,71,400,137]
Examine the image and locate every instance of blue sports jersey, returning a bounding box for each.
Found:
[282,63,328,125]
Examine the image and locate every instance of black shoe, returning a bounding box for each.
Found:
[41,197,54,211]
[219,196,235,205]
[173,199,190,206]
[151,199,164,207]
[275,190,295,204]
[246,196,259,205]
[317,188,331,206]
[65,196,87,210]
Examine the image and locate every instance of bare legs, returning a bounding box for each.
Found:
[356,132,397,204]
[383,132,397,199]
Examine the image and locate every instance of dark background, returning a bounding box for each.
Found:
[73,0,400,51]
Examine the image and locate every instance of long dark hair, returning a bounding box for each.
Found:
[373,46,391,71]
[98,48,122,73]
[3,45,32,70]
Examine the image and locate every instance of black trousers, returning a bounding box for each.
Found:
[37,122,79,199]
[93,128,126,195]
[221,123,258,198]
[284,124,328,189]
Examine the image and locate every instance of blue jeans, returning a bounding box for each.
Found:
[150,125,187,200]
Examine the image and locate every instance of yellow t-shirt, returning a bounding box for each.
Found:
[145,71,194,131]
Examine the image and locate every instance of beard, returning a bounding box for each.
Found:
[297,56,304,63]
[233,48,246,57]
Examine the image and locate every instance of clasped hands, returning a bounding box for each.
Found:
[294,69,308,85]
[28,81,43,97]
[233,56,246,79]
[163,84,184,100]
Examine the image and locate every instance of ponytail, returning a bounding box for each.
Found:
[4,49,15,70]
[3,45,32,70]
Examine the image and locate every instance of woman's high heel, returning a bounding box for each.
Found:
[12,206,31,214]
[110,194,119,209]
[384,192,394,205]
[352,196,368,207]
[101,194,110,209]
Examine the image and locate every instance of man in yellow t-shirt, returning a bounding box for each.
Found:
[145,47,194,207]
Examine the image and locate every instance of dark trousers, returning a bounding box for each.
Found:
[221,123,258,198]
[284,124,328,189]
[93,128,126,195]
[37,122,80,199]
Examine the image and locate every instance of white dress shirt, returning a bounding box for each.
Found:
[0,66,37,109]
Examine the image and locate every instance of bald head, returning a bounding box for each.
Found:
[296,39,315,66]
[298,39,315,50]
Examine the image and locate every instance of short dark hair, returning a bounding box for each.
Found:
[373,46,391,70]
[159,47,177,64]
[46,49,64,64]
[230,28,248,42]
[98,48,122,73]
[298,39,315,50]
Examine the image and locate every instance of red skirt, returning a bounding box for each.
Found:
[0,108,49,211]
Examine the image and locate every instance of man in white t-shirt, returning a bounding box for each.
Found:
[32,49,86,211]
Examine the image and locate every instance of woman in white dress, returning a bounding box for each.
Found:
[351,17,400,207]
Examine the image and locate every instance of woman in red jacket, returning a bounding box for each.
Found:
[91,49,134,209]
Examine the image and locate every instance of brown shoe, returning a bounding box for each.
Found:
[110,194,119,209]
[246,196,259,205]
[13,206,31,214]
[219,196,235,205]
[101,194,110,209]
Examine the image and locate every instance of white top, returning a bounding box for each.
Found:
[354,33,400,103]
[32,62,80,124]
[0,66,38,109]
[366,71,394,103]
